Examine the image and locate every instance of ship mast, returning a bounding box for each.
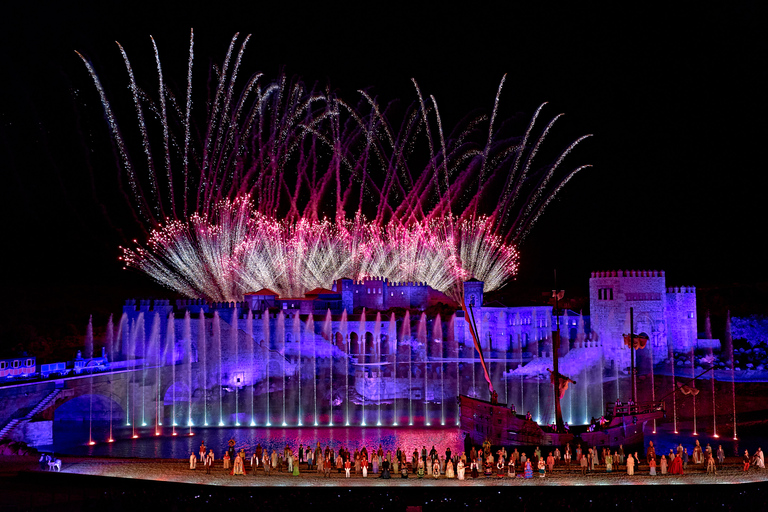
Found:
[463,301,496,400]
[552,270,565,432]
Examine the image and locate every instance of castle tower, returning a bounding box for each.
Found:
[463,279,484,311]
[666,286,697,353]
[336,278,354,313]
[589,270,669,368]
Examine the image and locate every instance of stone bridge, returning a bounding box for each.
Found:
[0,364,192,447]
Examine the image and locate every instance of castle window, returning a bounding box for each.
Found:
[688,312,695,319]
[600,288,614,300]
[391,292,393,296]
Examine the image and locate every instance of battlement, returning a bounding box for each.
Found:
[176,298,208,307]
[590,269,665,278]
[354,276,386,285]
[388,281,428,287]
[666,286,696,294]
[208,301,247,310]
[123,298,172,311]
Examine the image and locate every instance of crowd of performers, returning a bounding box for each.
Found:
[186,437,766,479]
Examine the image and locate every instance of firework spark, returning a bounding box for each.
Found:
[121,197,519,301]
[82,31,589,303]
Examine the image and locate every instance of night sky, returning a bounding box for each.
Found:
[2,2,766,344]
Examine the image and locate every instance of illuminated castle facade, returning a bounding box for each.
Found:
[589,270,699,368]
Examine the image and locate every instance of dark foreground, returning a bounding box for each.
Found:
[1,456,767,511]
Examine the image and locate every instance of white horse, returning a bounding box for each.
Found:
[48,458,62,471]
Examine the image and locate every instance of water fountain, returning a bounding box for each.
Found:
[86,316,94,445]
[183,311,193,431]
[245,310,254,426]
[198,311,207,426]
[388,314,397,425]
[373,312,382,426]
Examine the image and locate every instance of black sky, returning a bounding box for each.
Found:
[2,1,766,316]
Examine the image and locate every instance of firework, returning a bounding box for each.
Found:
[82,31,589,302]
[121,197,518,302]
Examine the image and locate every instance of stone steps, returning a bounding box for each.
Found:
[0,389,60,440]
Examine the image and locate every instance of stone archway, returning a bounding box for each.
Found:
[54,393,126,423]
[335,331,344,351]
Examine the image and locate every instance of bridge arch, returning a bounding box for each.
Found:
[54,393,126,423]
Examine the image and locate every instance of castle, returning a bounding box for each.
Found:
[93,270,707,426]
[120,270,702,378]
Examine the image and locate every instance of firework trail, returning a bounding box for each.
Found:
[80,31,590,304]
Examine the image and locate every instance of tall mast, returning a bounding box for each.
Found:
[552,270,564,432]
[630,307,636,404]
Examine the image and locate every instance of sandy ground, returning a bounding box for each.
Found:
[4,455,766,487]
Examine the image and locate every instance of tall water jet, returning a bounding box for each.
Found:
[106,314,115,442]
[197,310,207,425]
[340,309,349,425]
[358,308,366,425]
[245,310,254,425]
[230,308,239,425]
[276,311,285,426]
[302,312,312,425]
[433,314,444,424]
[497,311,507,406]
[261,311,271,425]
[145,313,161,427]
[374,312,382,425]
[128,313,144,435]
[448,313,459,425]
[417,313,428,425]
[577,310,588,423]
[324,309,333,425]
[85,315,94,445]
[705,310,716,437]
[212,311,222,425]
[668,331,678,433]
[164,312,175,434]
[689,345,697,435]
[388,313,397,425]
[531,309,540,422]
[183,311,193,430]
[562,311,573,423]
[514,312,523,417]
[402,311,412,425]
[292,312,302,425]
